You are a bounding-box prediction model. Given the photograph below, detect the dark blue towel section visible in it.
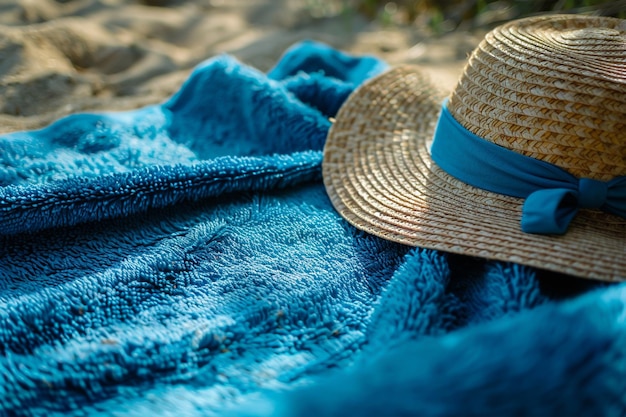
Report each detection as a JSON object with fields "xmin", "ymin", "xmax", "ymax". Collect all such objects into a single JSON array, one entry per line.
[{"xmin": 1, "ymin": 41, "xmax": 623, "ymax": 417}]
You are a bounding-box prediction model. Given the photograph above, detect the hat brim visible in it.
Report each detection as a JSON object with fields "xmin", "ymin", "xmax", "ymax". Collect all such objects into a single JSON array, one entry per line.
[{"xmin": 323, "ymin": 66, "xmax": 626, "ymax": 282}]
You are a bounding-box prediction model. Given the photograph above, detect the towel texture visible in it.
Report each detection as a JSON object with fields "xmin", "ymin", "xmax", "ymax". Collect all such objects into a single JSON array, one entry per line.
[{"xmin": 1, "ymin": 41, "xmax": 624, "ymax": 417}]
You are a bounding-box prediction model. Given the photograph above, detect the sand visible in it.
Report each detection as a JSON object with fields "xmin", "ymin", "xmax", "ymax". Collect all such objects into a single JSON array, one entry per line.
[{"xmin": 0, "ymin": 0, "xmax": 482, "ymax": 134}]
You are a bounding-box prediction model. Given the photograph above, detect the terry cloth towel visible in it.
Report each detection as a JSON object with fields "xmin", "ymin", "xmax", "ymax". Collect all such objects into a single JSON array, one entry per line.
[{"xmin": 0, "ymin": 41, "xmax": 624, "ymax": 417}]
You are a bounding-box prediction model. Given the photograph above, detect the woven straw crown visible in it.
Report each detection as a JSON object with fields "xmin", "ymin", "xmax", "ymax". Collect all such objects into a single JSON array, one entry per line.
[
  {"xmin": 448, "ymin": 15, "xmax": 626, "ymax": 181},
  {"xmin": 323, "ymin": 15, "xmax": 626, "ymax": 282}
]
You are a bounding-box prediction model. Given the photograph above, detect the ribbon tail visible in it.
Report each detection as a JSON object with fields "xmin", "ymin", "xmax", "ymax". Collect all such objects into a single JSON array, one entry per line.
[
  {"xmin": 604, "ymin": 177, "xmax": 626, "ymax": 219},
  {"xmin": 521, "ymin": 189, "xmax": 579, "ymax": 235}
]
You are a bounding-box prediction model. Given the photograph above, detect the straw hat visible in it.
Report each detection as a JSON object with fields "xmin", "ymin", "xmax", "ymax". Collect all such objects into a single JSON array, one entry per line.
[{"xmin": 323, "ymin": 14, "xmax": 626, "ymax": 282}]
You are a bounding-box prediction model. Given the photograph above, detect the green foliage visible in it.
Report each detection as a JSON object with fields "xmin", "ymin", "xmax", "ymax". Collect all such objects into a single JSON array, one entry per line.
[{"xmin": 314, "ymin": 0, "xmax": 625, "ymax": 33}]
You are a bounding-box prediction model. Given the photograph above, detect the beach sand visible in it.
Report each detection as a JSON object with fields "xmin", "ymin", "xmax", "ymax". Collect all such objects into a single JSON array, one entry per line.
[{"xmin": 0, "ymin": 0, "xmax": 482, "ymax": 134}]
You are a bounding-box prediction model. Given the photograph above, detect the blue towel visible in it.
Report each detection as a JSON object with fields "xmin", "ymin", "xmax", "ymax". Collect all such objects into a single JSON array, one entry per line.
[{"xmin": 0, "ymin": 41, "xmax": 624, "ymax": 417}]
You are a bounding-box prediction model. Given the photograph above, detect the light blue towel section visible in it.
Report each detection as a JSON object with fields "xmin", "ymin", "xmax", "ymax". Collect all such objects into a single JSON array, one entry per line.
[{"xmin": 0, "ymin": 41, "xmax": 624, "ymax": 417}]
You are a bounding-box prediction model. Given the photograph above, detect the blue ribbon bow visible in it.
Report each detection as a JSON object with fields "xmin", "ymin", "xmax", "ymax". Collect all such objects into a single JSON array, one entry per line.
[
  {"xmin": 522, "ymin": 177, "xmax": 626, "ymax": 234},
  {"xmin": 430, "ymin": 103, "xmax": 626, "ymax": 235}
]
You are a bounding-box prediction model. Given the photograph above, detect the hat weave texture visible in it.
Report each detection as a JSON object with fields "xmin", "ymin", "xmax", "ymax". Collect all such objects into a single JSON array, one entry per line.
[{"xmin": 323, "ymin": 14, "xmax": 626, "ymax": 282}]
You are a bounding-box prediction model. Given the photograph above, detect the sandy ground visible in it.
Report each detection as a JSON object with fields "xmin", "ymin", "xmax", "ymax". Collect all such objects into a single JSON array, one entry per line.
[{"xmin": 0, "ymin": 0, "xmax": 483, "ymax": 134}]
